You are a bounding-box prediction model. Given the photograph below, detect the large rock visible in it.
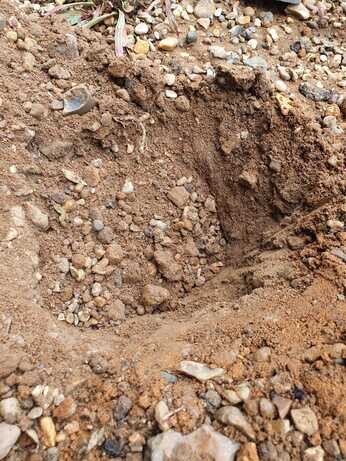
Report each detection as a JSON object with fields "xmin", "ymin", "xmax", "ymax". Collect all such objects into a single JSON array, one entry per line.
[
  {"xmin": 0, "ymin": 423, "xmax": 20, "ymax": 460},
  {"xmin": 147, "ymin": 424, "xmax": 239, "ymax": 460}
]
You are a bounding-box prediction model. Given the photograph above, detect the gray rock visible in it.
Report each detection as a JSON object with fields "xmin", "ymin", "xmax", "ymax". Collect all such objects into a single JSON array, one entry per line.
[
  {"xmin": 0, "ymin": 423, "xmax": 20, "ymax": 460},
  {"xmin": 186, "ymin": 31, "xmax": 198, "ymax": 44},
  {"xmin": 216, "ymin": 406, "xmax": 256, "ymax": 440},
  {"xmin": 114, "ymin": 395, "xmax": 132, "ymax": 421},
  {"xmin": 63, "ymin": 85, "xmax": 95, "ymax": 116},
  {"xmin": 178, "ymin": 360, "xmax": 224, "ymax": 382},
  {"xmin": 147, "ymin": 424, "xmax": 239, "ymax": 461},
  {"xmin": 204, "ymin": 390, "xmax": 222, "ymax": 410},
  {"xmin": 299, "ymin": 83, "xmax": 333, "ymax": 102},
  {"xmin": 244, "ymin": 56, "xmax": 268, "ymax": 71},
  {"xmin": 0, "ymin": 398, "xmax": 21, "ymax": 424}
]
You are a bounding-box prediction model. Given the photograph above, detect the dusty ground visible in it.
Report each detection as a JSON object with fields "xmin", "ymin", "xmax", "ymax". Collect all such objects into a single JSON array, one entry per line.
[{"xmin": 0, "ymin": 0, "xmax": 345, "ymax": 459}]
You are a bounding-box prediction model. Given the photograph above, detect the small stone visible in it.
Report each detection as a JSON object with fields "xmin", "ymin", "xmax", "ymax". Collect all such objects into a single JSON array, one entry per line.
[
  {"xmin": 0, "ymin": 15, "xmax": 6, "ymax": 31},
  {"xmin": 299, "ymin": 83, "xmax": 332, "ymax": 102},
  {"xmin": 168, "ymin": 186, "xmax": 189, "ymax": 208},
  {"xmin": 175, "ymin": 95, "xmax": 190, "ymax": 112},
  {"xmin": 122, "ymin": 179, "xmax": 134, "ymax": 193},
  {"xmin": 92, "ymin": 219, "xmax": 104, "ymax": 232},
  {"xmin": 6, "ymin": 31, "xmax": 18, "ymax": 42},
  {"xmin": 216, "ymin": 406, "xmax": 256, "ymax": 440},
  {"xmin": 48, "ymin": 65, "xmax": 71, "ymax": 80},
  {"xmin": 286, "ymin": 3, "xmax": 310, "ymax": 20},
  {"xmin": 40, "ymin": 417, "xmax": 56, "ymax": 447},
  {"xmin": 164, "ymin": 73, "xmax": 176, "ymax": 86},
  {"xmin": 322, "ymin": 440, "xmax": 340, "ymax": 457},
  {"xmin": 147, "ymin": 424, "xmax": 239, "ymax": 461},
  {"xmin": 178, "ymin": 360, "xmax": 224, "ymax": 382},
  {"xmin": 158, "ymin": 37, "xmax": 178, "ymax": 51},
  {"xmin": 194, "ymin": 0, "xmax": 215, "ymax": 18},
  {"xmin": 30, "ymin": 103, "xmax": 47, "ymax": 120},
  {"xmin": 63, "ymin": 85, "xmax": 94, "ymax": 116},
  {"xmin": 236, "ymin": 442, "xmax": 259, "ymax": 461},
  {"xmin": 25, "ymin": 203, "xmax": 49, "ymax": 230},
  {"xmin": 275, "ymin": 80, "xmax": 287, "ymax": 93},
  {"xmin": 154, "ymin": 250, "xmax": 183, "ymax": 281},
  {"xmin": 142, "ymin": 284, "xmax": 170, "ymax": 308},
  {"xmin": 53, "ymin": 397, "xmax": 76, "ymax": 420},
  {"xmin": 186, "ymin": 30, "xmax": 198, "ymax": 44},
  {"xmin": 134, "ymin": 39, "xmax": 149, "ymax": 55},
  {"xmin": 103, "ymin": 439, "xmax": 122, "ymax": 457},
  {"xmin": 244, "ymin": 56, "xmax": 268, "ymax": 71},
  {"xmin": 0, "ymin": 423, "xmax": 20, "ymax": 460},
  {"xmin": 204, "ymin": 390, "xmax": 221, "ymax": 409},
  {"xmin": 327, "ymin": 219, "xmax": 344, "ymax": 231},
  {"xmin": 114, "ymin": 396, "xmax": 132, "ymax": 421},
  {"xmin": 155, "ymin": 400, "xmax": 170, "ymax": 431},
  {"xmin": 273, "ymin": 396, "xmax": 292, "ymax": 419},
  {"xmin": 253, "ymin": 347, "xmax": 271, "ymax": 362},
  {"xmin": 291, "ymin": 407, "xmax": 318, "ymax": 435},
  {"xmin": 259, "ymin": 398, "xmax": 275, "ymax": 419},
  {"xmin": 237, "ymin": 16, "xmax": 250, "ymax": 25},
  {"xmin": 84, "ymin": 166, "xmax": 100, "ymax": 187},
  {"xmin": 134, "ymin": 22, "xmax": 149, "ymax": 35},
  {"xmin": 27, "ymin": 407, "xmax": 43, "ymax": 419},
  {"xmin": 0, "ymin": 398, "xmax": 21, "ymax": 424},
  {"xmin": 197, "ymin": 17, "xmax": 210, "ymax": 29},
  {"xmin": 97, "ymin": 226, "xmax": 114, "ymax": 244},
  {"xmin": 303, "ymin": 446, "xmax": 325, "ymax": 461},
  {"xmin": 165, "ymin": 89, "xmax": 177, "ymax": 99},
  {"xmin": 23, "ymin": 52, "xmax": 35, "ymax": 72},
  {"xmin": 107, "ymin": 299, "xmax": 125, "ymax": 321},
  {"xmin": 210, "ymin": 45, "xmax": 228, "ymax": 59}
]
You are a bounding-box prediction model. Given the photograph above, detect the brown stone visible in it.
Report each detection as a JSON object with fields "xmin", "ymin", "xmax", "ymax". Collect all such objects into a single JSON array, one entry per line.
[
  {"xmin": 142, "ymin": 284, "xmax": 170, "ymax": 308},
  {"xmin": 106, "ymin": 243, "xmax": 124, "ymax": 264},
  {"xmin": 84, "ymin": 166, "xmax": 100, "ymax": 187},
  {"xmin": 53, "ymin": 397, "xmax": 76, "ymax": 420},
  {"xmin": 106, "ymin": 300, "xmax": 126, "ymax": 321},
  {"xmin": 167, "ymin": 186, "xmax": 189, "ymax": 208},
  {"xmin": 154, "ymin": 250, "xmax": 183, "ymax": 281},
  {"xmin": 236, "ymin": 442, "xmax": 260, "ymax": 461}
]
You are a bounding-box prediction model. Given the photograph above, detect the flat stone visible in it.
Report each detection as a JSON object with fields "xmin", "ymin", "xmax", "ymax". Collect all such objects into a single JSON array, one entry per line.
[
  {"xmin": 167, "ymin": 186, "xmax": 189, "ymax": 208},
  {"xmin": 299, "ymin": 83, "xmax": 332, "ymax": 102},
  {"xmin": 178, "ymin": 360, "xmax": 224, "ymax": 382},
  {"xmin": 244, "ymin": 56, "xmax": 268, "ymax": 71},
  {"xmin": 216, "ymin": 406, "xmax": 256, "ymax": 440},
  {"xmin": 0, "ymin": 423, "xmax": 20, "ymax": 460},
  {"xmin": 273, "ymin": 396, "xmax": 292, "ymax": 419},
  {"xmin": 147, "ymin": 424, "xmax": 239, "ymax": 461},
  {"xmin": 291, "ymin": 407, "xmax": 318, "ymax": 435},
  {"xmin": 286, "ymin": 3, "xmax": 310, "ymax": 20}
]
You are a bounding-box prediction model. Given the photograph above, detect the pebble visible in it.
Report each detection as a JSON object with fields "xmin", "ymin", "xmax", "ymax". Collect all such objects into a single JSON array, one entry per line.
[
  {"xmin": 0, "ymin": 423, "xmax": 20, "ymax": 460},
  {"xmin": 97, "ymin": 226, "xmax": 114, "ymax": 244},
  {"xmin": 275, "ymin": 80, "xmax": 288, "ymax": 93},
  {"xmin": 210, "ymin": 45, "xmax": 228, "ymax": 59},
  {"xmin": 122, "ymin": 179, "xmax": 134, "ymax": 194},
  {"xmin": 164, "ymin": 73, "xmax": 176, "ymax": 86},
  {"xmin": 155, "ymin": 400, "xmax": 170, "ymax": 431},
  {"xmin": 6, "ymin": 30, "xmax": 18, "ymax": 42},
  {"xmin": 134, "ymin": 22, "xmax": 149, "ymax": 35},
  {"xmin": 253, "ymin": 347, "xmax": 271, "ymax": 362},
  {"xmin": 259, "ymin": 398, "xmax": 275, "ymax": 419},
  {"xmin": 194, "ymin": 0, "xmax": 215, "ymax": 18},
  {"xmin": 63, "ymin": 85, "xmax": 95, "ymax": 116},
  {"xmin": 167, "ymin": 186, "xmax": 189, "ymax": 208},
  {"xmin": 178, "ymin": 360, "xmax": 224, "ymax": 382},
  {"xmin": 103, "ymin": 439, "xmax": 122, "ymax": 457},
  {"xmin": 53, "ymin": 397, "xmax": 76, "ymax": 420},
  {"xmin": 186, "ymin": 30, "xmax": 198, "ymax": 44},
  {"xmin": 148, "ymin": 424, "xmax": 239, "ymax": 461},
  {"xmin": 114, "ymin": 395, "xmax": 133, "ymax": 421},
  {"xmin": 216, "ymin": 406, "xmax": 256, "ymax": 440},
  {"xmin": 272, "ymin": 396, "xmax": 292, "ymax": 419},
  {"xmin": 291, "ymin": 407, "xmax": 318, "ymax": 435},
  {"xmin": 40, "ymin": 417, "xmax": 56, "ymax": 447},
  {"xmin": 48, "ymin": 65, "xmax": 71, "ymax": 80},
  {"xmin": 25, "ymin": 203, "xmax": 49, "ymax": 230},
  {"xmin": 244, "ymin": 56, "xmax": 268, "ymax": 71},
  {"xmin": 23, "ymin": 52, "xmax": 35, "ymax": 72},
  {"xmin": 134, "ymin": 39, "xmax": 149, "ymax": 55},
  {"xmin": 0, "ymin": 398, "xmax": 21, "ymax": 424},
  {"xmin": 27, "ymin": 407, "xmax": 43, "ymax": 419},
  {"xmin": 142, "ymin": 284, "xmax": 170, "ymax": 308},
  {"xmin": 303, "ymin": 446, "xmax": 325, "ymax": 461},
  {"xmin": 165, "ymin": 89, "xmax": 177, "ymax": 99},
  {"xmin": 154, "ymin": 249, "xmax": 182, "ymax": 281},
  {"xmin": 299, "ymin": 83, "xmax": 332, "ymax": 102},
  {"xmin": 175, "ymin": 95, "xmax": 190, "ymax": 112},
  {"xmin": 158, "ymin": 37, "xmax": 178, "ymax": 51}
]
